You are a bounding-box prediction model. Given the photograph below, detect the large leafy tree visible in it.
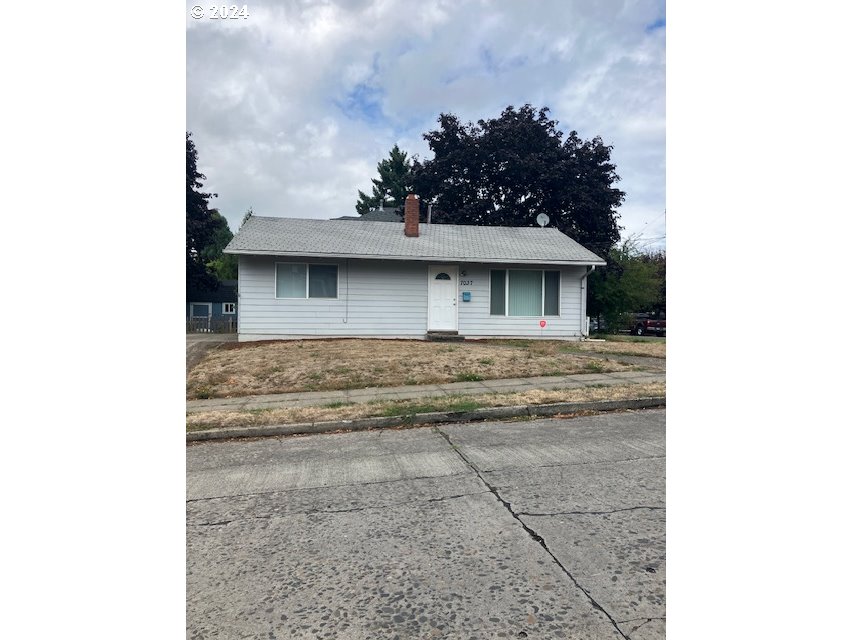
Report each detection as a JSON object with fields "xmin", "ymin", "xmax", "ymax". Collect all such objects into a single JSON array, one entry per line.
[
  {"xmin": 588, "ymin": 237, "xmax": 663, "ymax": 331},
  {"xmin": 201, "ymin": 209, "xmax": 238, "ymax": 281},
  {"xmin": 355, "ymin": 144, "xmax": 413, "ymax": 214},
  {"xmin": 411, "ymin": 105, "xmax": 624, "ymax": 257},
  {"xmin": 186, "ymin": 132, "xmax": 220, "ymax": 291},
  {"xmin": 639, "ymin": 249, "xmax": 666, "ymax": 316}
]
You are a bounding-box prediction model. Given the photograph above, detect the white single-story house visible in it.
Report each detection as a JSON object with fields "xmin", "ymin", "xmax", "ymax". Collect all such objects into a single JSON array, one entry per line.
[{"xmin": 223, "ymin": 194, "xmax": 606, "ymax": 342}]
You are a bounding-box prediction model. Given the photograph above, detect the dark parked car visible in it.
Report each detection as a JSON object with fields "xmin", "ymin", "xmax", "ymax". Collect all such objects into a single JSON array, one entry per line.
[{"xmin": 630, "ymin": 313, "xmax": 666, "ymax": 337}]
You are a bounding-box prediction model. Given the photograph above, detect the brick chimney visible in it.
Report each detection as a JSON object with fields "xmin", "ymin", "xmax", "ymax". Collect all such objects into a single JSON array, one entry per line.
[{"xmin": 404, "ymin": 193, "xmax": 420, "ymax": 237}]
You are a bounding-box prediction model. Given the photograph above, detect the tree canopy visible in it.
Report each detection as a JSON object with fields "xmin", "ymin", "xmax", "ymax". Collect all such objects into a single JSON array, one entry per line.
[
  {"xmin": 186, "ymin": 132, "xmax": 221, "ymax": 291},
  {"xmin": 201, "ymin": 209, "xmax": 238, "ymax": 281},
  {"xmin": 587, "ymin": 236, "xmax": 665, "ymax": 331},
  {"xmin": 411, "ymin": 105, "xmax": 625, "ymax": 257},
  {"xmin": 638, "ymin": 248, "xmax": 666, "ymax": 316},
  {"xmin": 201, "ymin": 207, "xmax": 255, "ymax": 282},
  {"xmin": 355, "ymin": 144, "xmax": 413, "ymax": 215}
]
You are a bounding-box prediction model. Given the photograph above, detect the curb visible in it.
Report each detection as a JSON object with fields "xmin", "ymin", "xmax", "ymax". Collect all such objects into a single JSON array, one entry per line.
[{"xmin": 186, "ymin": 396, "xmax": 666, "ymax": 443}]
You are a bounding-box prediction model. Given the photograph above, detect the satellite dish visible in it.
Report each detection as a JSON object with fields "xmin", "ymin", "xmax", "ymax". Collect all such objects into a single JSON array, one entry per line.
[{"xmin": 536, "ymin": 213, "xmax": 550, "ymax": 228}]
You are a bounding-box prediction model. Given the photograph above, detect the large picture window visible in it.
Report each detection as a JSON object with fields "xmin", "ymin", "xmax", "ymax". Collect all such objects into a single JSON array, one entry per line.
[
  {"xmin": 490, "ymin": 269, "xmax": 560, "ymax": 316},
  {"xmin": 275, "ymin": 263, "xmax": 338, "ymax": 299}
]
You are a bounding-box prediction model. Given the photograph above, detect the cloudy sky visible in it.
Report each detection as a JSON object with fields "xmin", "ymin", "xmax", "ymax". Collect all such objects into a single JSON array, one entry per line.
[{"xmin": 187, "ymin": 0, "xmax": 665, "ymax": 250}]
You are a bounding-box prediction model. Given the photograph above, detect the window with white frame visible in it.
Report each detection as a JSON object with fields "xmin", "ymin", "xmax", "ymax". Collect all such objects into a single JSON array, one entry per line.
[
  {"xmin": 490, "ymin": 269, "xmax": 560, "ymax": 316},
  {"xmin": 222, "ymin": 302, "xmax": 236, "ymax": 314},
  {"xmin": 190, "ymin": 303, "xmax": 211, "ymax": 318},
  {"xmin": 275, "ymin": 263, "xmax": 338, "ymax": 299}
]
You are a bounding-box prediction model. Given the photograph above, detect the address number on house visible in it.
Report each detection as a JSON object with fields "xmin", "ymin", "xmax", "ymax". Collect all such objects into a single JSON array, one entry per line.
[{"xmin": 460, "ymin": 280, "xmax": 474, "ymax": 286}]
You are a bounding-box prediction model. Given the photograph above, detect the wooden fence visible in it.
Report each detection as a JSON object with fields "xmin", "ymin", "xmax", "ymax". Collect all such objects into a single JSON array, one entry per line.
[{"xmin": 186, "ymin": 317, "xmax": 238, "ymax": 333}]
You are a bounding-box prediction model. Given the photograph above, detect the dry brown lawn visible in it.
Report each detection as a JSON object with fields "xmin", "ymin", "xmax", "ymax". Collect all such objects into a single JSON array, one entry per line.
[
  {"xmin": 491, "ymin": 338, "xmax": 666, "ymax": 358},
  {"xmin": 186, "ymin": 382, "xmax": 665, "ymax": 431},
  {"xmin": 186, "ymin": 338, "xmax": 648, "ymax": 400}
]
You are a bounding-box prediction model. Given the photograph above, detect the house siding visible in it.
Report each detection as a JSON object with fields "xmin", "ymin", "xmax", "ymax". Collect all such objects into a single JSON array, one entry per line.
[
  {"xmin": 186, "ymin": 280, "xmax": 238, "ymax": 321},
  {"xmin": 237, "ymin": 255, "xmax": 589, "ymax": 341},
  {"xmin": 237, "ymin": 256, "xmax": 428, "ymax": 340},
  {"xmin": 186, "ymin": 301, "xmax": 237, "ymax": 319},
  {"xmin": 457, "ymin": 264, "xmax": 587, "ymax": 338}
]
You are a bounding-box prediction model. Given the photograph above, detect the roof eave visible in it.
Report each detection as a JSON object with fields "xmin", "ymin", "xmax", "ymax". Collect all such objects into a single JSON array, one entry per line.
[{"xmin": 224, "ymin": 248, "xmax": 605, "ymax": 266}]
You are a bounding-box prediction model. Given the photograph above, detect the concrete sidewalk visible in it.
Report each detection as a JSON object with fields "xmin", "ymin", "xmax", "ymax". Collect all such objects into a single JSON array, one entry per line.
[{"xmin": 186, "ymin": 370, "xmax": 665, "ymax": 414}]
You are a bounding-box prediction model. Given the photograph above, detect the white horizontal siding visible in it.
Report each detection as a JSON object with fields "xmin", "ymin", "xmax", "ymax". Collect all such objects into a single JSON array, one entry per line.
[
  {"xmin": 238, "ymin": 256, "xmax": 427, "ymax": 339},
  {"xmin": 457, "ymin": 264, "xmax": 585, "ymax": 338},
  {"xmin": 237, "ymin": 256, "xmax": 588, "ymax": 341}
]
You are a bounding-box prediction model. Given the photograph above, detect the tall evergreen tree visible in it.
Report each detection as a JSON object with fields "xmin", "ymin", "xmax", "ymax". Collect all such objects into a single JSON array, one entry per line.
[
  {"xmin": 186, "ymin": 132, "xmax": 219, "ymax": 291},
  {"xmin": 411, "ymin": 105, "xmax": 624, "ymax": 258},
  {"xmin": 355, "ymin": 144, "xmax": 413, "ymax": 214}
]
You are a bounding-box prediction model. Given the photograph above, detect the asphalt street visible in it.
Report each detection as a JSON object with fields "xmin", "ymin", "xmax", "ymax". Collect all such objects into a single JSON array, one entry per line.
[{"xmin": 187, "ymin": 409, "xmax": 666, "ymax": 639}]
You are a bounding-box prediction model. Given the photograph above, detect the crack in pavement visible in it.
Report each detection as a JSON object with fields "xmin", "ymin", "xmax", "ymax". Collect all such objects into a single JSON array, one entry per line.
[
  {"xmin": 433, "ymin": 426, "xmax": 631, "ymax": 640},
  {"xmin": 518, "ymin": 505, "xmax": 665, "ymax": 517},
  {"xmin": 191, "ymin": 520, "xmax": 234, "ymax": 527},
  {"xmin": 476, "ymin": 454, "xmax": 666, "ymax": 476},
  {"xmin": 620, "ymin": 616, "xmax": 666, "ymax": 635},
  {"xmin": 188, "ymin": 491, "xmax": 489, "ymax": 527},
  {"xmin": 618, "ymin": 616, "xmax": 666, "ymax": 623}
]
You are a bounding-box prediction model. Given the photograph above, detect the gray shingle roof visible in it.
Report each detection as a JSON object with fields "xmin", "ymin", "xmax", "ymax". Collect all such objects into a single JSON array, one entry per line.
[
  {"xmin": 333, "ymin": 208, "xmax": 403, "ymax": 222},
  {"xmin": 225, "ymin": 216, "xmax": 605, "ymax": 265}
]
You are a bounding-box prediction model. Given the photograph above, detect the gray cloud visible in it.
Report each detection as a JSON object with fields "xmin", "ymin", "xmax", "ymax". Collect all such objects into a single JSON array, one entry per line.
[{"xmin": 187, "ymin": 0, "xmax": 665, "ymax": 249}]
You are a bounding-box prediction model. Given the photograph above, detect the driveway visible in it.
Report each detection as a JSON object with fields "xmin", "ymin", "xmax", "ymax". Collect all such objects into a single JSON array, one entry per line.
[
  {"xmin": 187, "ymin": 409, "xmax": 665, "ymax": 639},
  {"xmin": 186, "ymin": 333, "xmax": 237, "ymax": 374}
]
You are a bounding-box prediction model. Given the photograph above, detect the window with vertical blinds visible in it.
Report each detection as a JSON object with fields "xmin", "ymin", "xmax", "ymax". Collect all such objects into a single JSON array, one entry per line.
[
  {"xmin": 543, "ymin": 271, "xmax": 560, "ymax": 316},
  {"xmin": 490, "ymin": 269, "xmax": 559, "ymax": 316},
  {"xmin": 490, "ymin": 270, "xmax": 506, "ymax": 315},
  {"xmin": 508, "ymin": 270, "xmax": 542, "ymax": 316}
]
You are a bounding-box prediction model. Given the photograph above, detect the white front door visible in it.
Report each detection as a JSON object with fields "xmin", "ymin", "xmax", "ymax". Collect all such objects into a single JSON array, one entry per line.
[{"xmin": 428, "ymin": 265, "xmax": 458, "ymax": 331}]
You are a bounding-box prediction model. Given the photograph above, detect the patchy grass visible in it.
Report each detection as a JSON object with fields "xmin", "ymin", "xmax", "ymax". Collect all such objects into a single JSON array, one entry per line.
[
  {"xmin": 382, "ymin": 397, "xmax": 483, "ymax": 417},
  {"xmin": 186, "ymin": 382, "xmax": 665, "ymax": 431},
  {"xmin": 322, "ymin": 401, "xmax": 355, "ymax": 409},
  {"xmin": 455, "ymin": 372, "xmax": 485, "ymax": 382},
  {"xmin": 599, "ymin": 334, "xmax": 666, "ymax": 343},
  {"xmin": 187, "ymin": 338, "xmax": 642, "ymax": 399},
  {"xmin": 555, "ymin": 340, "xmax": 665, "ymax": 359}
]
